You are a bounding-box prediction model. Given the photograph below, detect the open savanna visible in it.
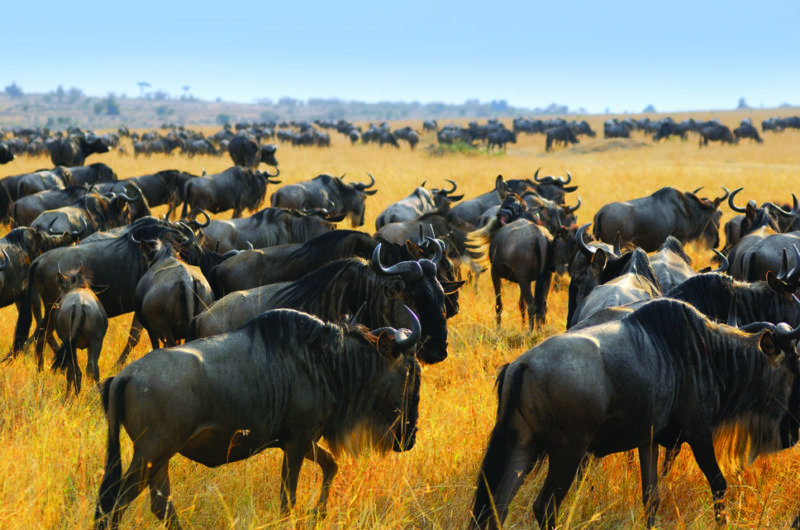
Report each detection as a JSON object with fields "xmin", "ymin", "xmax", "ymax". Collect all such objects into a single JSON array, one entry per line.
[{"xmin": 1, "ymin": 108, "xmax": 799, "ymax": 529}]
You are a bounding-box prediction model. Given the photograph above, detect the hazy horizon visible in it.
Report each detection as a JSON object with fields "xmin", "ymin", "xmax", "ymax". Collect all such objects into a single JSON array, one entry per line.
[{"xmin": 4, "ymin": 0, "xmax": 799, "ymax": 114}]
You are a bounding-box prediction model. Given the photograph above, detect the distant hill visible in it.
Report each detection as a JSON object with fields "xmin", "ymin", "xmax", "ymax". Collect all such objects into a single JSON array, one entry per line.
[{"xmin": 0, "ymin": 91, "xmax": 577, "ymax": 130}]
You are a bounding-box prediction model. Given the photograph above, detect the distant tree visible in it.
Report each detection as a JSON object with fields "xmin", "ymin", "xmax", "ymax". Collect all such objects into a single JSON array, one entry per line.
[
  {"xmin": 55, "ymin": 85, "xmax": 65, "ymax": 102},
  {"xmin": 737, "ymin": 97, "xmax": 750, "ymax": 109},
  {"xmin": 4, "ymin": 82, "xmax": 23, "ymax": 98},
  {"xmin": 155, "ymin": 105, "xmax": 174, "ymax": 118},
  {"xmin": 643, "ymin": 104, "xmax": 656, "ymax": 113},
  {"xmin": 67, "ymin": 87, "xmax": 84, "ymax": 104},
  {"xmin": 94, "ymin": 95, "xmax": 120, "ymax": 116},
  {"xmin": 137, "ymin": 82, "xmax": 151, "ymax": 97},
  {"xmin": 216, "ymin": 113, "xmax": 232, "ymax": 126}
]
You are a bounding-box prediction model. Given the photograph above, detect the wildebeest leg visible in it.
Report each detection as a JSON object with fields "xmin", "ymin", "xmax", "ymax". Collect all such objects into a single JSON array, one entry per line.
[
  {"xmin": 688, "ymin": 437, "xmax": 727, "ymax": 525},
  {"xmin": 305, "ymin": 442, "xmax": 338, "ymax": 518},
  {"xmin": 101, "ymin": 456, "xmax": 152, "ymax": 529},
  {"xmin": 639, "ymin": 442, "xmax": 660, "ymax": 527},
  {"xmin": 116, "ymin": 316, "xmax": 145, "ymax": 366},
  {"xmin": 491, "ymin": 270, "xmax": 503, "ymax": 327},
  {"xmin": 517, "ymin": 277, "xmax": 534, "ymax": 330},
  {"xmin": 87, "ymin": 337, "xmax": 103, "ymax": 384},
  {"xmin": 280, "ymin": 445, "xmax": 308, "ymax": 515},
  {"xmin": 148, "ymin": 465, "xmax": 181, "ymax": 529},
  {"xmin": 532, "ymin": 271, "xmax": 553, "ymax": 328},
  {"xmin": 532, "ymin": 450, "xmax": 584, "ymax": 530}
]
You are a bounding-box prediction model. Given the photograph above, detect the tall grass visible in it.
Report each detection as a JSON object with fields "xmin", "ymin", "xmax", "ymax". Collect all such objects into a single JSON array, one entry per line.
[{"xmin": 1, "ymin": 109, "xmax": 800, "ymax": 528}]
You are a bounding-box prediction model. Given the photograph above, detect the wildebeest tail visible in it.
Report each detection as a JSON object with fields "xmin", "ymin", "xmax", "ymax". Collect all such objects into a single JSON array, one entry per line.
[
  {"xmin": 470, "ymin": 363, "xmax": 525, "ymax": 529},
  {"xmin": 95, "ymin": 376, "xmax": 128, "ymax": 526},
  {"xmin": 181, "ymin": 279, "xmax": 205, "ymax": 340},
  {"xmin": 179, "ymin": 181, "xmax": 193, "ymax": 219},
  {"xmin": 12, "ymin": 259, "xmax": 38, "ymax": 354},
  {"xmin": 51, "ymin": 305, "xmax": 85, "ymax": 373},
  {"xmin": 465, "ymin": 218, "xmax": 501, "ymax": 271}
]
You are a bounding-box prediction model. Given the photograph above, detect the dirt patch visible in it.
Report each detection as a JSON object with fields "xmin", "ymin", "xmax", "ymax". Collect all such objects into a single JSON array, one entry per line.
[{"xmin": 565, "ymin": 138, "xmax": 651, "ymax": 154}]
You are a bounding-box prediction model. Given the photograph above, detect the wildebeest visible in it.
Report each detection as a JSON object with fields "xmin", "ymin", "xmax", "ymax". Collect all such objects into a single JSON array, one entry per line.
[
  {"xmin": 270, "ymin": 173, "xmax": 377, "ymax": 227},
  {"xmin": 49, "ymin": 267, "xmax": 108, "ymax": 395},
  {"xmin": 699, "ymin": 124, "xmax": 737, "ymax": 146},
  {"xmin": 200, "ymin": 206, "xmax": 343, "ymax": 253},
  {"xmin": 375, "ymin": 180, "xmax": 462, "ymax": 229},
  {"xmin": 722, "ymin": 187, "xmax": 798, "ymax": 253},
  {"xmin": 47, "ymin": 134, "xmax": 109, "ymax": 166},
  {"xmin": 10, "ymin": 217, "xmax": 220, "ymax": 369},
  {"xmin": 733, "ymin": 122, "xmax": 763, "ymax": 143},
  {"xmin": 449, "ymin": 175, "xmax": 538, "ymax": 228},
  {"xmin": 133, "ymin": 239, "xmax": 214, "ymax": 350},
  {"xmin": 181, "ymin": 166, "xmax": 281, "ymax": 220},
  {"xmin": 14, "ymin": 166, "xmax": 74, "ymax": 198},
  {"xmin": 228, "ymin": 132, "xmax": 279, "ymax": 168},
  {"xmin": 727, "ymin": 232, "xmax": 800, "ymax": 282},
  {"xmin": 487, "ymin": 129, "xmax": 517, "ymax": 152},
  {"xmin": 647, "ymin": 235, "xmax": 697, "ymax": 293},
  {"xmin": 604, "ymin": 121, "xmax": 631, "ymax": 139},
  {"xmin": 470, "ymin": 299, "xmax": 800, "ymax": 529},
  {"xmin": 189, "ymin": 244, "xmax": 456, "ymax": 365},
  {"xmin": 467, "ymin": 210, "xmax": 557, "ymax": 329},
  {"xmin": 593, "ymin": 186, "xmax": 728, "ymax": 251},
  {"xmin": 94, "ymin": 307, "xmax": 422, "ymax": 528},
  {"xmin": 0, "ymin": 142, "xmax": 15, "ymax": 164},
  {"xmin": 127, "ymin": 169, "xmax": 199, "ymax": 214},
  {"xmin": 545, "ymin": 126, "xmax": 579, "ymax": 151},
  {"xmin": 12, "ymin": 185, "xmax": 97, "ymax": 228},
  {"xmin": 29, "ymin": 188, "xmax": 140, "ymax": 238}
]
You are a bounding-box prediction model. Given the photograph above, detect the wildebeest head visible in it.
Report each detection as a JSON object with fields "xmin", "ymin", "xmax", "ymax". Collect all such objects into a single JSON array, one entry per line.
[
  {"xmin": 531, "ymin": 167, "xmax": 579, "ymax": 204},
  {"xmin": 430, "ymin": 179, "xmax": 463, "ymax": 212},
  {"xmin": 371, "ymin": 243, "xmax": 450, "ymax": 364},
  {"xmin": 567, "ymin": 223, "xmax": 623, "ymax": 327},
  {"xmin": 728, "ymin": 187, "xmax": 798, "ymax": 237},
  {"xmin": 260, "ymin": 143, "xmax": 279, "ymax": 167},
  {"xmin": 685, "ymin": 187, "xmax": 729, "ymax": 249}
]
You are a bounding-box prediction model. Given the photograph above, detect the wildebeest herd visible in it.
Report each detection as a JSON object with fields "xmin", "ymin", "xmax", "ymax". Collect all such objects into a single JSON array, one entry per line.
[{"xmin": 1, "ymin": 116, "xmax": 800, "ymax": 529}]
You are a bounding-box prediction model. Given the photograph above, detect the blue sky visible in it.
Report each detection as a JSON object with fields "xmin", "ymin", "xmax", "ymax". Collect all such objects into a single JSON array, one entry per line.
[{"xmin": 4, "ymin": 1, "xmax": 799, "ymax": 113}]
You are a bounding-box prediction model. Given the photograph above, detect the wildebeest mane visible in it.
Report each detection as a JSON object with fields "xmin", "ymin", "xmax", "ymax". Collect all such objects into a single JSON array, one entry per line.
[
  {"xmin": 279, "ymin": 230, "xmax": 376, "ymax": 269},
  {"xmin": 659, "ymin": 235, "xmax": 692, "ymax": 265},
  {"xmin": 240, "ymin": 308, "xmax": 409, "ymax": 455}
]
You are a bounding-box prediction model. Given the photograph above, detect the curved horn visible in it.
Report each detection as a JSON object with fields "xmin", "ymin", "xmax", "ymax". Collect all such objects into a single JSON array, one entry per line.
[
  {"xmin": 773, "ymin": 311, "xmax": 800, "ymax": 343},
  {"xmin": 0, "ymin": 249, "xmax": 9, "ymax": 271},
  {"xmin": 566, "ymin": 196, "xmax": 582, "ymax": 214},
  {"xmin": 117, "ymin": 187, "xmax": 140, "ymax": 202},
  {"xmin": 692, "ymin": 186, "xmax": 704, "ymax": 195},
  {"xmin": 443, "ymin": 179, "xmax": 457, "ymax": 194},
  {"xmin": 560, "ymin": 170, "xmax": 572, "ymax": 185},
  {"xmin": 532, "ymin": 167, "xmax": 543, "ymax": 182},
  {"xmin": 710, "ymin": 249, "xmax": 729, "ymax": 273},
  {"xmin": 576, "ymin": 222, "xmax": 595, "ymax": 257},
  {"xmin": 356, "ymin": 172, "xmax": 376, "ymax": 190},
  {"xmin": 393, "ymin": 305, "xmax": 422, "ymax": 351},
  {"xmin": 727, "ymin": 187, "xmax": 746, "ymax": 213},
  {"xmin": 190, "ymin": 209, "xmax": 211, "ymax": 228},
  {"xmin": 265, "ymin": 166, "xmax": 280, "ymax": 180},
  {"xmin": 372, "ymin": 244, "xmax": 423, "ymax": 280},
  {"xmin": 768, "ymin": 193, "xmax": 799, "ymax": 218},
  {"xmin": 425, "ymin": 236, "xmax": 443, "ymax": 266},
  {"xmin": 713, "ymin": 187, "xmax": 730, "ymax": 207},
  {"xmin": 71, "ymin": 218, "xmax": 88, "ymax": 237},
  {"xmin": 417, "ymin": 224, "xmax": 425, "ymax": 246}
]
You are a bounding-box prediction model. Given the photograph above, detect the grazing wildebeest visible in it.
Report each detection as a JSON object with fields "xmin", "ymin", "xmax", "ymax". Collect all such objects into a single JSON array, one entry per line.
[
  {"xmin": 375, "ymin": 180, "xmax": 463, "ymax": 229},
  {"xmin": 189, "ymin": 244, "xmax": 456, "ymax": 365},
  {"xmin": 470, "ymin": 299, "xmax": 800, "ymax": 529},
  {"xmin": 49, "ymin": 267, "xmax": 108, "ymax": 395},
  {"xmin": 699, "ymin": 124, "xmax": 737, "ymax": 146},
  {"xmin": 545, "ymin": 126, "xmax": 579, "ymax": 151},
  {"xmin": 94, "ymin": 307, "xmax": 422, "ymax": 529},
  {"xmin": 270, "ymin": 172, "xmax": 377, "ymax": 227},
  {"xmin": 181, "ymin": 166, "xmax": 280, "ymax": 219},
  {"xmin": 0, "ymin": 142, "xmax": 15, "ymax": 164},
  {"xmin": 200, "ymin": 206, "xmax": 344, "ymax": 253},
  {"xmin": 133, "ymin": 240, "xmax": 214, "ymax": 350},
  {"xmin": 47, "ymin": 134, "xmax": 109, "ymax": 166},
  {"xmin": 228, "ymin": 132, "xmax": 279, "ymax": 168},
  {"xmin": 487, "ymin": 129, "xmax": 517, "ymax": 152},
  {"xmin": 127, "ymin": 169, "xmax": 199, "ymax": 215},
  {"xmin": 593, "ymin": 186, "xmax": 728, "ymax": 251},
  {"xmin": 733, "ymin": 122, "xmax": 763, "ymax": 143},
  {"xmin": 604, "ymin": 121, "xmax": 631, "ymax": 138}
]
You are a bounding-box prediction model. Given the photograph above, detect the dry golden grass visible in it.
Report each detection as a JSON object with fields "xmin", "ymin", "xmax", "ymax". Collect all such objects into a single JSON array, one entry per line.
[{"xmin": 1, "ymin": 109, "xmax": 800, "ymax": 529}]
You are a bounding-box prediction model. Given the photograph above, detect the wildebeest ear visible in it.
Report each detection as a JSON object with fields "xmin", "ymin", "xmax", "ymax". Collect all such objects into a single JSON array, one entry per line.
[
  {"xmin": 376, "ymin": 331, "xmax": 398, "ymax": 359},
  {"xmin": 759, "ymin": 331, "xmax": 780, "ymax": 359},
  {"xmin": 441, "ymin": 280, "xmax": 465, "ymax": 294},
  {"xmin": 591, "ymin": 249, "xmax": 607, "ymax": 272},
  {"xmin": 494, "ymin": 175, "xmax": 506, "ymax": 199},
  {"xmin": 745, "ymin": 200, "xmax": 757, "ymax": 220},
  {"xmin": 766, "ymin": 271, "xmax": 790, "ymax": 294}
]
